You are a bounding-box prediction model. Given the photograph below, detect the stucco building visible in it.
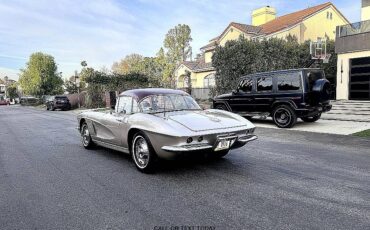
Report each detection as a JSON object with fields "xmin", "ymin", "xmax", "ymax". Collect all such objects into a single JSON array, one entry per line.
[
  {"xmin": 335, "ymin": 0, "xmax": 370, "ymax": 100},
  {"xmin": 175, "ymin": 2, "xmax": 349, "ymax": 89}
]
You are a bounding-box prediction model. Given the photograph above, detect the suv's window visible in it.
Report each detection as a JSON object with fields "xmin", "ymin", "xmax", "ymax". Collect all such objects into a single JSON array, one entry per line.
[
  {"xmin": 239, "ymin": 78, "xmax": 253, "ymax": 93},
  {"xmin": 306, "ymin": 70, "xmax": 325, "ymax": 91},
  {"xmin": 277, "ymin": 72, "xmax": 301, "ymax": 91},
  {"xmin": 256, "ymin": 76, "xmax": 273, "ymax": 92},
  {"xmin": 116, "ymin": 96, "xmax": 133, "ymax": 114},
  {"xmin": 55, "ymin": 96, "xmax": 68, "ymax": 99}
]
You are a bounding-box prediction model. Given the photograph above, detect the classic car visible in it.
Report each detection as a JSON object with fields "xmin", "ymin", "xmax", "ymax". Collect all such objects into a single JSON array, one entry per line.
[{"xmin": 77, "ymin": 88, "xmax": 257, "ymax": 173}]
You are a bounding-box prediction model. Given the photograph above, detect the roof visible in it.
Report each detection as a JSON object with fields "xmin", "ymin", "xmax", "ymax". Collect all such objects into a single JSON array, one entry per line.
[
  {"xmin": 260, "ymin": 2, "xmax": 345, "ymax": 35},
  {"xmin": 179, "ymin": 56, "xmax": 215, "ymax": 73},
  {"xmin": 200, "ymin": 2, "xmax": 348, "ymax": 50},
  {"xmin": 121, "ymin": 88, "xmax": 188, "ymax": 101}
]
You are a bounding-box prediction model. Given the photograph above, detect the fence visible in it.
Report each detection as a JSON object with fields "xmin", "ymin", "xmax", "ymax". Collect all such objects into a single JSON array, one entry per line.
[
  {"xmin": 179, "ymin": 88, "xmax": 212, "ymax": 100},
  {"xmin": 65, "ymin": 92, "xmax": 87, "ymax": 108}
]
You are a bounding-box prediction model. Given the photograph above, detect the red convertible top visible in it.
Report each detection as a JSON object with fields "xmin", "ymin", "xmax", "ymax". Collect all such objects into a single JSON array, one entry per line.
[{"xmin": 120, "ymin": 88, "xmax": 189, "ymax": 101}]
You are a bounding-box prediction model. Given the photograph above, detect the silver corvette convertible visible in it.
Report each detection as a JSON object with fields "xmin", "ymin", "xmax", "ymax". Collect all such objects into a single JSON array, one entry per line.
[{"xmin": 77, "ymin": 88, "xmax": 257, "ymax": 173}]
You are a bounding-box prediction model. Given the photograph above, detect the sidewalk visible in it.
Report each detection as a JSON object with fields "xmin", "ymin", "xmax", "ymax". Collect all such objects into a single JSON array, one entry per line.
[{"xmin": 251, "ymin": 117, "xmax": 370, "ymax": 135}]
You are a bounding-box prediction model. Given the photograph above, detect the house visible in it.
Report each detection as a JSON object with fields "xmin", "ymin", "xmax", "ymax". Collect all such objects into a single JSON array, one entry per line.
[
  {"xmin": 335, "ymin": 0, "xmax": 370, "ymax": 100},
  {"xmin": 0, "ymin": 76, "xmax": 17, "ymax": 96},
  {"xmin": 175, "ymin": 2, "xmax": 349, "ymax": 89}
]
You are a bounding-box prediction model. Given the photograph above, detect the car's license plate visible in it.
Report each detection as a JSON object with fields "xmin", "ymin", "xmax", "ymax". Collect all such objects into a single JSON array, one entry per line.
[{"xmin": 215, "ymin": 139, "xmax": 231, "ymax": 151}]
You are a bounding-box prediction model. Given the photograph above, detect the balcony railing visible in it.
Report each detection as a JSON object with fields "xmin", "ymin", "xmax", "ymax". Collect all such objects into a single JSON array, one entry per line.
[{"xmin": 337, "ymin": 19, "xmax": 370, "ymax": 38}]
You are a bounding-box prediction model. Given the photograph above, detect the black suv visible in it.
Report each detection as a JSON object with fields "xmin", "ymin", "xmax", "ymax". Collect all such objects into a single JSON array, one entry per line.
[
  {"xmin": 213, "ymin": 68, "xmax": 332, "ymax": 128},
  {"xmin": 46, "ymin": 95, "xmax": 71, "ymax": 111}
]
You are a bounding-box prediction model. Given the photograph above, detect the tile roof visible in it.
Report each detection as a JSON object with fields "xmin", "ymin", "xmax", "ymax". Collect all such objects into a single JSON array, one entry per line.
[
  {"xmin": 180, "ymin": 57, "xmax": 215, "ymax": 73},
  {"xmin": 230, "ymin": 22, "xmax": 262, "ymax": 35},
  {"xmin": 260, "ymin": 2, "xmax": 336, "ymax": 35}
]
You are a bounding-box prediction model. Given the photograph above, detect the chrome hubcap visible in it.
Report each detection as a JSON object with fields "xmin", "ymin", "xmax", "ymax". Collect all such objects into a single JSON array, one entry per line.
[
  {"xmin": 275, "ymin": 108, "xmax": 291, "ymax": 125},
  {"xmin": 133, "ymin": 136, "xmax": 149, "ymax": 169},
  {"xmin": 82, "ymin": 125, "xmax": 90, "ymax": 146}
]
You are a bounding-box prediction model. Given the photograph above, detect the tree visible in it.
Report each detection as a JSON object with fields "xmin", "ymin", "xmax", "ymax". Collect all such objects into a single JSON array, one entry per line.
[
  {"xmin": 64, "ymin": 79, "xmax": 78, "ymax": 94},
  {"xmin": 161, "ymin": 24, "xmax": 193, "ymax": 87},
  {"xmin": 111, "ymin": 54, "xmax": 144, "ymax": 75},
  {"xmin": 164, "ymin": 24, "xmax": 192, "ymax": 63},
  {"xmin": 6, "ymin": 83, "xmax": 18, "ymax": 99},
  {"xmin": 19, "ymin": 52, "xmax": 63, "ymax": 96}
]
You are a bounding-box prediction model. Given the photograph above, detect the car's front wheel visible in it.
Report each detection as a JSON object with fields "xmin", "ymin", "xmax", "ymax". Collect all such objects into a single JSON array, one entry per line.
[
  {"xmin": 81, "ymin": 122, "xmax": 94, "ymax": 149},
  {"xmin": 301, "ymin": 113, "xmax": 321, "ymax": 122},
  {"xmin": 272, "ymin": 105, "xmax": 297, "ymax": 128},
  {"xmin": 131, "ymin": 132, "xmax": 158, "ymax": 173}
]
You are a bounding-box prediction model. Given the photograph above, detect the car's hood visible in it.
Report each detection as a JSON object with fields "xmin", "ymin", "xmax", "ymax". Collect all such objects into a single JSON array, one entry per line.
[{"xmin": 159, "ymin": 110, "xmax": 248, "ymax": 132}]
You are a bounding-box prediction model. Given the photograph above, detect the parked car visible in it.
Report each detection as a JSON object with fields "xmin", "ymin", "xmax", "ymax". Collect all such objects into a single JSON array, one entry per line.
[
  {"xmin": 0, "ymin": 95, "xmax": 9, "ymax": 106},
  {"xmin": 46, "ymin": 95, "xmax": 71, "ymax": 111},
  {"xmin": 213, "ymin": 68, "xmax": 332, "ymax": 128},
  {"xmin": 20, "ymin": 96, "xmax": 39, "ymax": 106},
  {"xmin": 77, "ymin": 88, "xmax": 257, "ymax": 173}
]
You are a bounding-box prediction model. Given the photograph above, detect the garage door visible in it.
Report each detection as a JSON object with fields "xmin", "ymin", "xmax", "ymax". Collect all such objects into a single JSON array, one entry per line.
[{"xmin": 350, "ymin": 57, "xmax": 370, "ymax": 100}]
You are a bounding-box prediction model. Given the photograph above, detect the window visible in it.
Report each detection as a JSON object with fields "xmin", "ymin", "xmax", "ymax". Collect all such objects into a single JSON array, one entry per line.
[
  {"xmin": 330, "ymin": 12, "xmax": 333, "ymax": 20},
  {"xmin": 139, "ymin": 95, "xmax": 200, "ymax": 113},
  {"xmin": 256, "ymin": 77, "xmax": 273, "ymax": 92},
  {"xmin": 277, "ymin": 73, "xmax": 301, "ymax": 91},
  {"xmin": 116, "ymin": 96, "xmax": 133, "ymax": 114},
  {"xmin": 239, "ymin": 78, "xmax": 253, "ymax": 93},
  {"xmin": 203, "ymin": 74, "xmax": 215, "ymax": 88},
  {"xmin": 327, "ymin": 11, "xmax": 330, "ymax": 19}
]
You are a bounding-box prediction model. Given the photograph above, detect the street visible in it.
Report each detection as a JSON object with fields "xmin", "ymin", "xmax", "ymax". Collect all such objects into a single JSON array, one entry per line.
[{"xmin": 0, "ymin": 106, "xmax": 370, "ymax": 230}]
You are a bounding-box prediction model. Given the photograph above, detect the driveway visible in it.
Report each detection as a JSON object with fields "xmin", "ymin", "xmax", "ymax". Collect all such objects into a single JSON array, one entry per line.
[{"xmin": 0, "ymin": 106, "xmax": 370, "ymax": 229}]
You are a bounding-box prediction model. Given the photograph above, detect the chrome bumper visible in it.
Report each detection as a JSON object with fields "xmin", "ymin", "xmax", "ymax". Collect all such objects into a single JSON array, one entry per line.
[
  {"xmin": 162, "ymin": 143, "xmax": 213, "ymax": 152},
  {"xmin": 237, "ymin": 135, "xmax": 258, "ymax": 143},
  {"xmin": 161, "ymin": 135, "xmax": 258, "ymax": 152}
]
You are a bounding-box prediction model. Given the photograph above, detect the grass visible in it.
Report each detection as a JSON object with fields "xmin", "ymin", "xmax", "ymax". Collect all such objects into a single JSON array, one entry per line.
[{"xmin": 353, "ymin": 129, "xmax": 370, "ymax": 138}]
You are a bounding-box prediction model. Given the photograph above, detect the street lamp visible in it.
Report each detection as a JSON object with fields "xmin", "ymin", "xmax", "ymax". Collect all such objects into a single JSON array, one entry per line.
[{"xmin": 75, "ymin": 71, "xmax": 80, "ymax": 108}]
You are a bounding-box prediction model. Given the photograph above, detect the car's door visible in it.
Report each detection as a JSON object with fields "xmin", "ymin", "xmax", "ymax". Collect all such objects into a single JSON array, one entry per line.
[
  {"xmin": 229, "ymin": 77, "xmax": 255, "ymax": 112},
  {"xmin": 93, "ymin": 96, "xmax": 133, "ymax": 146},
  {"xmin": 254, "ymin": 75, "xmax": 274, "ymax": 112}
]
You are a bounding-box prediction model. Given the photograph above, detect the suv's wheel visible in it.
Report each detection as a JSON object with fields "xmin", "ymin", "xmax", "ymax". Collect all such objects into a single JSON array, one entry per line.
[
  {"xmin": 46, "ymin": 105, "xmax": 49, "ymax": 110},
  {"xmin": 272, "ymin": 105, "xmax": 297, "ymax": 128},
  {"xmin": 81, "ymin": 122, "xmax": 94, "ymax": 149},
  {"xmin": 131, "ymin": 132, "xmax": 158, "ymax": 173},
  {"xmin": 301, "ymin": 113, "xmax": 321, "ymax": 122},
  {"xmin": 215, "ymin": 104, "xmax": 228, "ymax": 111}
]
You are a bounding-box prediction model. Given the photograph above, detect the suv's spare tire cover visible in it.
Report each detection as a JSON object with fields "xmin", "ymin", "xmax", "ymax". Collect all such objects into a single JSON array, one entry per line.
[{"xmin": 312, "ymin": 79, "xmax": 331, "ymax": 105}]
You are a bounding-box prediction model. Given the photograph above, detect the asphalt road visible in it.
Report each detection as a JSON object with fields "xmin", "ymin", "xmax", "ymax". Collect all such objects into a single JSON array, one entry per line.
[{"xmin": 1, "ymin": 106, "xmax": 370, "ymax": 230}]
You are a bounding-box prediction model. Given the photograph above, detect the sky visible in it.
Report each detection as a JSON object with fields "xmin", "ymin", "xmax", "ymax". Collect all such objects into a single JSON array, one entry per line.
[{"xmin": 0, "ymin": 0, "xmax": 362, "ymax": 80}]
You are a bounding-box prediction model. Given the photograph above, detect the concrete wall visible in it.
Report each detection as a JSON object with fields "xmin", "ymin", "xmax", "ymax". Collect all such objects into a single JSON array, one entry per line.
[
  {"xmin": 336, "ymin": 50, "xmax": 370, "ymax": 100},
  {"xmin": 204, "ymin": 51, "xmax": 213, "ymax": 63},
  {"xmin": 219, "ymin": 27, "xmax": 251, "ymax": 47},
  {"xmin": 362, "ymin": 0, "xmax": 370, "ymax": 21}
]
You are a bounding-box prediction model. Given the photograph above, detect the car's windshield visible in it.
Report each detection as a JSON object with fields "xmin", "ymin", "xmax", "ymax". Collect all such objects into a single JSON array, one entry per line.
[{"xmin": 139, "ymin": 94, "xmax": 201, "ymax": 113}]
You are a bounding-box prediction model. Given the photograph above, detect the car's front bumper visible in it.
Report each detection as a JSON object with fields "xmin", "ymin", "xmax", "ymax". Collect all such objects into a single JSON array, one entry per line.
[{"xmin": 161, "ymin": 134, "xmax": 257, "ymax": 153}]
